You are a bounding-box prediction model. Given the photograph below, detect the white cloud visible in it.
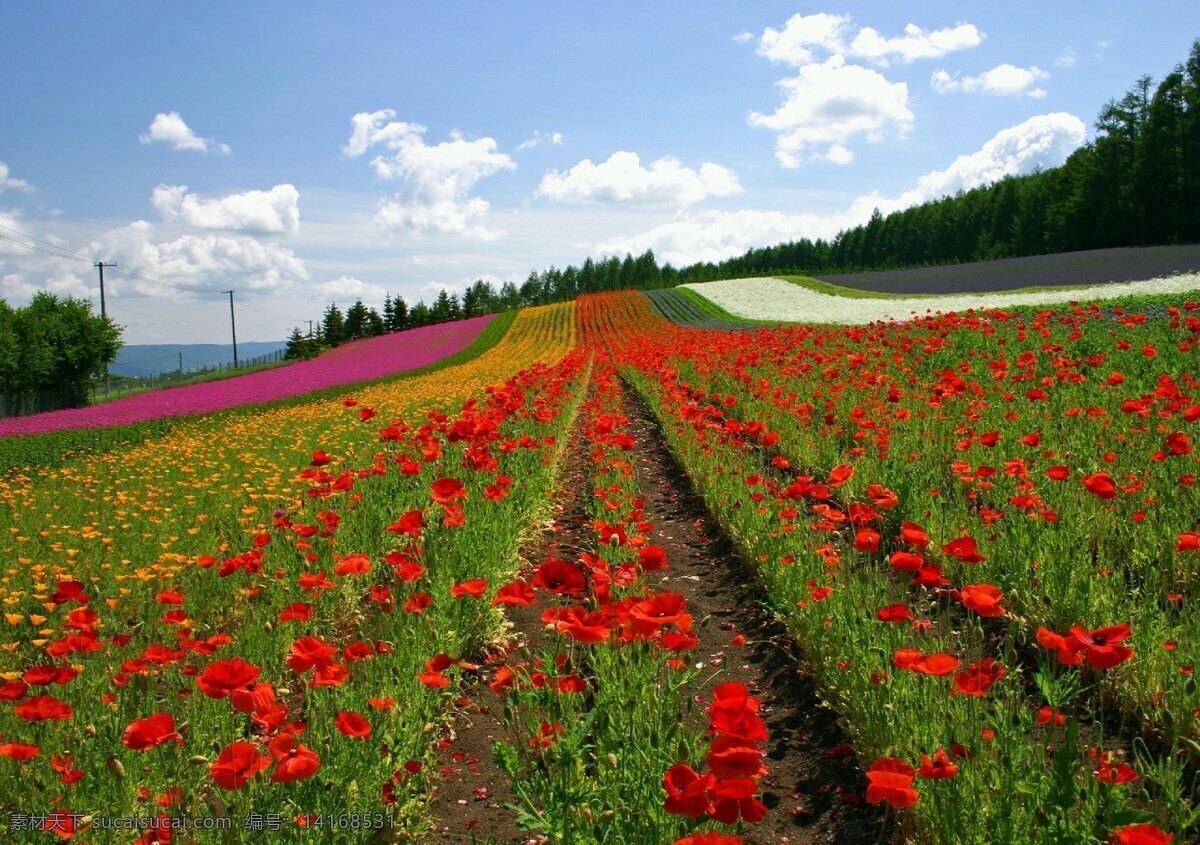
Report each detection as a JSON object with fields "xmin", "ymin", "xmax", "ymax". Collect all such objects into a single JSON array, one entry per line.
[
  {"xmin": 343, "ymin": 109, "xmax": 515, "ymax": 239},
  {"xmin": 516, "ymin": 130, "xmax": 565, "ymax": 152},
  {"xmin": 932, "ymin": 64, "xmax": 1049, "ymax": 98},
  {"xmin": 848, "ymin": 22, "xmax": 983, "ymax": 65},
  {"xmin": 600, "ymin": 113, "xmax": 1086, "ymax": 265},
  {"xmin": 138, "ymin": 112, "xmax": 231, "ymax": 154},
  {"xmin": 757, "ymin": 13, "xmax": 852, "ymax": 66},
  {"xmin": 893, "ymin": 112, "xmax": 1085, "ymax": 205},
  {"xmin": 537, "ymin": 151, "xmax": 742, "ymax": 206},
  {"xmin": 732, "ymin": 31, "xmax": 753, "ymax": 44},
  {"xmin": 756, "ymin": 13, "xmax": 981, "ymax": 67},
  {"xmin": 151, "ymin": 184, "xmax": 301, "ymax": 236},
  {"xmin": 748, "ymin": 55, "xmax": 913, "ymax": 167},
  {"xmin": 319, "ymin": 275, "xmax": 386, "ymax": 303},
  {"xmin": 1054, "ymin": 47, "xmax": 1077, "ymax": 68},
  {"xmin": 0, "ymin": 161, "xmax": 32, "ymax": 193}
]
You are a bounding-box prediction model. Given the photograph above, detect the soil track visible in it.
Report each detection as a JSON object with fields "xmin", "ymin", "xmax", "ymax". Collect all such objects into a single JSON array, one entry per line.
[
  {"xmin": 620, "ymin": 382, "xmax": 889, "ymax": 845},
  {"xmin": 429, "ymin": 375, "xmax": 889, "ymax": 844},
  {"xmin": 817, "ymin": 244, "xmax": 1200, "ymax": 294},
  {"xmin": 427, "ymin": 396, "xmax": 595, "ymax": 844}
]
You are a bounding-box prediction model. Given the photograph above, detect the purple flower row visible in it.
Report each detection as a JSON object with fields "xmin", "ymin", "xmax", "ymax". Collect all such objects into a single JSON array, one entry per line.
[{"xmin": 0, "ymin": 316, "xmax": 495, "ymax": 437}]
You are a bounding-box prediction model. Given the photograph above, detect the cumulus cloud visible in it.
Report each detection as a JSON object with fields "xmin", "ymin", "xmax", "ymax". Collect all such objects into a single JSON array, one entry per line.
[
  {"xmin": 343, "ymin": 109, "xmax": 515, "ymax": 239},
  {"xmin": 748, "ymin": 55, "xmax": 913, "ymax": 166},
  {"xmin": 319, "ymin": 275, "xmax": 386, "ymax": 302},
  {"xmin": 139, "ymin": 112, "xmax": 231, "ymax": 154},
  {"xmin": 932, "ymin": 64, "xmax": 1049, "ymax": 98},
  {"xmin": 893, "ymin": 112, "xmax": 1085, "ymax": 205},
  {"xmin": 516, "ymin": 131, "xmax": 565, "ymax": 152},
  {"xmin": 757, "ymin": 13, "xmax": 981, "ymax": 67},
  {"xmin": 0, "ymin": 161, "xmax": 32, "ymax": 193},
  {"xmin": 848, "ymin": 22, "xmax": 983, "ymax": 65},
  {"xmin": 732, "ymin": 31, "xmax": 753, "ymax": 44},
  {"xmin": 89, "ymin": 221, "xmax": 308, "ymax": 294},
  {"xmin": 537, "ymin": 152, "xmax": 742, "ymax": 206},
  {"xmin": 151, "ymin": 184, "xmax": 300, "ymax": 236},
  {"xmin": 1054, "ymin": 47, "xmax": 1077, "ymax": 68},
  {"xmin": 599, "ymin": 113, "xmax": 1086, "ymax": 265}
]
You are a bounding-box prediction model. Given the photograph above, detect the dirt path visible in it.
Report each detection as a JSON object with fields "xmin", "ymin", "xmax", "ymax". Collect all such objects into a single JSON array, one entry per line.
[
  {"xmin": 428, "ymin": 376, "xmax": 890, "ymax": 844},
  {"xmin": 426, "ymin": 390, "xmax": 596, "ymax": 844},
  {"xmin": 619, "ymin": 382, "xmax": 891, "ymax": 845}
]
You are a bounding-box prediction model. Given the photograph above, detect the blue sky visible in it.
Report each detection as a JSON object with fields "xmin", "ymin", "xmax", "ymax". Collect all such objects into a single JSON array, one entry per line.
[{"xmin": 1, "ymin": 2, "xmax": 1197, "ymax": 343}]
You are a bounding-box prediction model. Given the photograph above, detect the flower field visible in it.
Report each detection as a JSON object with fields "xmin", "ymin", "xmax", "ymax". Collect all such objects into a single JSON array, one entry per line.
[
  {"xmin": 684, "ymin": 274, "xmax": 1200, "ymax": 325},
  {"xmin": 0, "ymin": 316, "xmax": 496, "ymax": 437},
  {"xmin": 1, "ymin": 285, "xmax": 1198, "ymax": 844}
]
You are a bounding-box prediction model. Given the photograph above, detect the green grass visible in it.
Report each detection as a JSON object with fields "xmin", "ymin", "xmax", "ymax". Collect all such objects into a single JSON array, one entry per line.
[{"xmin": 0, "ymin": 311, "xmax": 518, "ymax": 473}]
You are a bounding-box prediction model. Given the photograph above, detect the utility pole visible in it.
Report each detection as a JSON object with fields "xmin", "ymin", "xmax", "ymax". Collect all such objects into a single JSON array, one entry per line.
[
  {"xmin": 178, "ymin": 350, "xmax": 183, "ymax": 375},
  {"xmin": 225, "ymin": 290, "xmax": 239, "ymax": 368},
  {"xmin": 93, "ymin": 261, "xmax": 115, "ymax": 319},
  {"xmin": 94, "ymin": 262, "xmax": 116, "ymax": 395},
  {"xmin": 307, "ymin": 319, "xmax": 314, "ymax": 338}
]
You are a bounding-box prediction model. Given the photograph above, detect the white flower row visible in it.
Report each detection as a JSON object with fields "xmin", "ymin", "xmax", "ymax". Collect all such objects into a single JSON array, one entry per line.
[{"xmin": 681, "ymin": 274, "xmax": 1200, "ymax": 325}]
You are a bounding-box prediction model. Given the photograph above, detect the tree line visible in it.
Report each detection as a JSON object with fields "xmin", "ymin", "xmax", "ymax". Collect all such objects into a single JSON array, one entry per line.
[{"xmin": 0, "ymin": 292, "xmax": 122, "ymax": 416}]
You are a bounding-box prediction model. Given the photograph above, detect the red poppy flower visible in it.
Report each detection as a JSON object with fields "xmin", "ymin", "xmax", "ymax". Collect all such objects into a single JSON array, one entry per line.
[
  {"xmin": 0, "ymin": 742, "xmax": 40, "ymax": 760},
  {"xmin": 889, "ymin": 551, "xmax": 925, "ymax": 572},
  {"xmin": 706, "ymin": 736, "xmax": 765, "ymax": 780},
  {"xmin": 1107, "ymin": 823, "xmax": 1174, "ymax": 845},
  {"xmin": 943, "ymin": 535, "xmax": 985, "ymax": 563},
  {"xmin": 489, "ymin": 665, "xmax": 516, "ymax": 694},
  {"xmin": 122, "ymin": 713, "xmax": 183, "ymax": 751},
  {"xmin": 450, "ymin": 578, "xmax": 489, "ymax": 599},
  {"xmin": 430, "ymin": 478, "xmax": 467, "ymax": 505},
  {"xmin": 1067, "ymin": 625, "xmax": 1134, "ymax": 669},
  {"xmin": 269, "ymin": 733, "xmax": 320, "ymax": 782},
  {"xmin": 865, "ymin": 757, "xmax": 919, "ymax": 808},
  {"xmin": 952, "ymin": 658, "xmax": 1006, "ymax": 696},
  {"xmin": 531, "ymin": 560, "xmax": 587, "ymax": 596},
  {"xmin": 898, "ymin": 522, "xmax": 930, "ymax": 548},
  {"xmin": 663, "ymin": 762, "xmax": 713, "ymax": 818},
  {"xmin": 211, "ymin": 741, "xmax": 271, "ymax": 791},
  {"xmin": 673, "ymin": 834, "xmax": 744, "ymax": 845},
  {"xmin": 386, "ymin": 510, "xmax": 426, "ymax": 536},
  {"xmin": 196, "ymin": 658, "xmax": 261, "ymax": 699},
  {"xmin": 310, "ymin": 450, "xmax": 333, "ymax": 467},
  {"xmin": 638, "ymin": 545, "xmax": 669, "ymax": 571},
  {"xmin": 550, "ymin": 605, "xmax": 613, "ymax": 644},
  {"xmin": 917, "ymin": 749, "xmax": 958, "ymax": 779},
  {"xmin": 708, "ymin": 777, "xmax": 767, "ymax": 824},
  {"xmin": 829, "ymin": 464, "xmax": 855, "ymax": 487},
  {"xmin": 333, "ymin": 554, "xmax": 371, "ymax": 576},
  {"xmin": 15, "ymin": 695, "xmax": 73, "ymax": 721},
  {"xmin": 492, "ymin": 581, "xmax": 537, "ymax": 606},
  {"xmin": 1037, "ymin": 627, "xmax": 1085, "ymax": 666},
  {"xmin": 334, "ymin": 711, "xmax": 372, "ymax": 739},
  {"xmin": 404, "ymin": 593, "xmax": 432, "ymax": 614},
  {"xmin": 853, "ymin": 528, "xmax": 881, "ymax": 552},
  {"xmin": 959, "ymin": 584, "xmax": 1005, "ymax": 617},
  {"xmin": 628, "ymin": 592, "xmax": 691, "ymax": 634},
  {"xmin": 1082, "ymin": 472, "xmax": 1119, "ymax": 499},
  {"xmin": 877, "ymin": 604, "xmax": 912, "ymax": 623}
]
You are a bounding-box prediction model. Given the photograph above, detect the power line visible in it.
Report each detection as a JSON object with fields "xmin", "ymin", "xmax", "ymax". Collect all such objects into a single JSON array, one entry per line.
[
  {"xmin": 0, "ymin": 231, "xmax": 94, "ymax": 263},
  {"xmin": 0, "ymin": 221, "xmax": 97, "ymax": 262},
  {"xmin": 107, "ymin": 264, "xmax": 226, "ymax": 294}
]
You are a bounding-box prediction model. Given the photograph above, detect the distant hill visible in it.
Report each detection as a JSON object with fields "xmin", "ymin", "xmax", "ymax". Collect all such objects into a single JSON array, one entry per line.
[{"xmin": 111, "ymin": 342, "xmax": 286, "ymax": 378}]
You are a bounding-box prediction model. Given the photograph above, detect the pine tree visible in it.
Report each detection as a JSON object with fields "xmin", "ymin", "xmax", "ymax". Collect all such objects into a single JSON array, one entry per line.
[
  {"xmin": 391, "ymin": 296, "xmax": 408, "ymax": 331},
  {"xmin": 344, "ymin": 299, "xmax": 370, "ymax": 341},
  {"xmin": 321, "ymin": 303, "xmax": 345, "ymax": 347}
]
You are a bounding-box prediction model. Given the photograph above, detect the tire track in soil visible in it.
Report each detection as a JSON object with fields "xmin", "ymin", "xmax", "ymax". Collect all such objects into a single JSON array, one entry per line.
[
  {"xmin": 427, "ymin": 385, "xmax": 596, "ymax": 845},
  {"xmin": 618, "ymin": 380, "xmax": 894, "ymax": 845}
]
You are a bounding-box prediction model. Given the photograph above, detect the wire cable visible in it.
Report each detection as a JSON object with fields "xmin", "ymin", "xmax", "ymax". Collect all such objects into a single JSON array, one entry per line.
[{"xmin": 0, "ymin": 222, "xmax": 98, "ymax": 262}]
